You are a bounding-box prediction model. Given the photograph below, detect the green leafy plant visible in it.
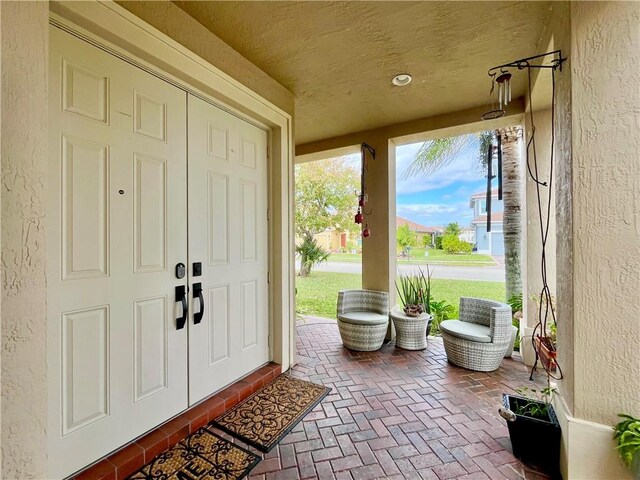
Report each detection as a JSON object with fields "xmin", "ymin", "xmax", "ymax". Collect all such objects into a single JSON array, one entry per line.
[
  {"xmin": 507, "ymin": 294, "xmax": 523, "ymax": 313},
  {"xmin": 507, "ymin": 294, "xmax": 523, "ymax": 351},
  {"xmin": 614, "ymin": 414, "xmax": 640, "ymax": 468},
  {"xmin": 441, "ymin": 234, "xmax": 473, "ymax": 254},
  {"xmin": 397, "ymin": 224, "xmax": 417, "ymax": 252},
  {"xmin": 514, "ymin": 386, "xmax": 557, "ymax": 419},
  {"xmin": 428, "ymin": 299, "xmax": 455, "ymax": 335},
  {"xmin": 444, "ymin": 222, "xmax": 462, "ymax": 236},
  {"xmin": 395, "ymin": 266, "xmax": 432, "ymax": 316},
  {"xmin": 434, "ymin": 235, "xmax": 443, "ymax": 250},
  {"xmin": 295, "ymin": 236, "xmax": 330, "ymax": 277}
]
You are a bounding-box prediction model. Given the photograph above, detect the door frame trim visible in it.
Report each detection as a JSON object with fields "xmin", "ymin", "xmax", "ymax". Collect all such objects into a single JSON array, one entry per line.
[{"xmin": 49, "ymin": 0, "xmax": 295, "ymax": 373}]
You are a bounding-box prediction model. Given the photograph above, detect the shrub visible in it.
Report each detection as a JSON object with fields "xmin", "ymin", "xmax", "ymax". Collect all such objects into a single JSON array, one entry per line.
[
  {"xmin": 441, "ymin": 234, "xmax": 473, "ymax": 254},
  {"xmin": 508, "ymin": 294, "xmax": 523, "ymax": 351},
  {"xmin": 434, "ymin": 236, "xmax": 443, "ymax": 250},
  {"xmin": 429, "ymin": 299, "xmax": 455, "ymax": 335}
]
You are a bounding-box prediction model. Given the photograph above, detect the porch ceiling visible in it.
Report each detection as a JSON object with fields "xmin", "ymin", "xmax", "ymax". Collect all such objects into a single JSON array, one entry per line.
[{"xmin": 174, "ymin": 1, "xmax": 552, "ymax": 145}]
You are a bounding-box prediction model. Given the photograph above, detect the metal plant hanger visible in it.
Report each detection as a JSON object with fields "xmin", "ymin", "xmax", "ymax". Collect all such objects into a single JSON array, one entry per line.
[
  {"xmin": 482, "ymin": 50, "xmax": 566, "ymax": 121},
  {"xmin": 355, "ymin": 143, "xmax": 375, "ymax": 238},
  {"xmin": 482, "ymin": 50, "xmax": 567, "ymax": 381}
]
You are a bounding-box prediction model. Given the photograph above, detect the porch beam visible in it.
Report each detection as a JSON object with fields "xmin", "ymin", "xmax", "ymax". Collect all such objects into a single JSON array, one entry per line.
[{"xmin": 296, "ymin": 101, "xmax": 524, "ymax": 156}]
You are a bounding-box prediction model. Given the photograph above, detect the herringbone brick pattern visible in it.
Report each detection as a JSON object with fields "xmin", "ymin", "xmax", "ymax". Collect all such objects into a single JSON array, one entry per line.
[{"xmin": 247, "ymin": 319, "xmax": 549, "ymax": 480}]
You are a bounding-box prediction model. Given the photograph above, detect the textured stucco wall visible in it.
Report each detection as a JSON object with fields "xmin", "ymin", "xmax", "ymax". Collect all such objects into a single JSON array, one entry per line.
[
  {"xmin": 115, "ymin": 1, "xmax": 294, "ymax": 116},
  {"xmin": 570, "ymin": 1, "xmax": 640, "ymax": 424},
  {"xmin": 0, "ymin": 1, "xmax": 49, "ymax": 478}
]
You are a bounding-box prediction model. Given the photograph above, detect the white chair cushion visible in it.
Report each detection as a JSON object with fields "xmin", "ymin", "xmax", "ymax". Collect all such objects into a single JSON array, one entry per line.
[
  {"xmin": 440, "ymin": 320, "xmax": 492, "ymax": 343},
  {"xmin": 338, "ymin": 311, "xmax": 389, "ymax": 326}
]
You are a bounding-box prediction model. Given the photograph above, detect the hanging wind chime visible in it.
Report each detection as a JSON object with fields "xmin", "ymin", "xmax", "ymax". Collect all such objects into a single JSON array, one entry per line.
[
  {"xmin": 355, "ymin": 143, "xmax": 375, "ymax": 238},
  {"xmin": 481, "ymin": 49, "xmax": 567, "ymax": 381},
  {"xmin": 496, "ymin": 72, "xmax": 512, "ymax": 109}
]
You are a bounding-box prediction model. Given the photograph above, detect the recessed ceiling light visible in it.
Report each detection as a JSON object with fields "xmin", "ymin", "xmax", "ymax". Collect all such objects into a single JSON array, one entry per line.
[{"xmin": 392, "ymin": 74, "xmax": 412, "ymax": 86}]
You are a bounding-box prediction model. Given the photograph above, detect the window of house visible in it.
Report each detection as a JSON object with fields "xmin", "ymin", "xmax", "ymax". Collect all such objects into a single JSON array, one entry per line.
[{"xmin": 479, "ymin": 199, "xmax": 487, "ymax": 214}]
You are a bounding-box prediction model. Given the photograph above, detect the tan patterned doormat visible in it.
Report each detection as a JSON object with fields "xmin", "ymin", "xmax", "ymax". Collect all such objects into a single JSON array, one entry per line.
[
  {"xmin": 212, "ymin": 374, "xmax": 331, "ymax": 452},
  {"xmin": 128, "ymin": 428, "xmax": 260, "ymax": 480}
]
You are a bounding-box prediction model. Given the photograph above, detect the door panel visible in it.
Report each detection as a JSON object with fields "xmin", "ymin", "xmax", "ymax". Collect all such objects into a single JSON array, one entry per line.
[
  {"xmin": 188, "ymin": 96, "xmax": 269, "ymax": 404},
  {"xmin": 48, "ymin": 28, "xmax": 188, "ymax": 479}
]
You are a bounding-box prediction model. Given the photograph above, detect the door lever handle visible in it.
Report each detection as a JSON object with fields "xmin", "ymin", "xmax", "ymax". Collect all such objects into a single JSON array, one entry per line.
[
  {"xmin": 193, "ymin": 283, "xmax": 204, "ymax": 325},
  {"xmin": 175, "ymin": 285, "xmax": 187, "ymax": 330}
]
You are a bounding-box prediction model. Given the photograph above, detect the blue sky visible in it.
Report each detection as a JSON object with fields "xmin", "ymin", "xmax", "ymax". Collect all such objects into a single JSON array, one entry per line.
[
  {"xmin": 341, "ymin": 138, "xmax": 487, "ymax": 228},
  {"xmin": 394, "ymin": 140, "xmax": 487, "ymax": 228}
]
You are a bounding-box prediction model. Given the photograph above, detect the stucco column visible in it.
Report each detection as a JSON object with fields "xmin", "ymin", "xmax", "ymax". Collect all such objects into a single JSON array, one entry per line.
[
  {"xmin": 1, "ymin": 1, "xmax": 49, "ymax": 477},
  {"xmin": 361, "ymin": 136, "xmax": 395, "ymax": 299},
  {"xmin": 568, "ymin": 1, "xmax": 640, "ymax": 426}
]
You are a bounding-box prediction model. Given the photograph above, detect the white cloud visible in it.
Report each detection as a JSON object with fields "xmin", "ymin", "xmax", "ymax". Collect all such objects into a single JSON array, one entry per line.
[
  {"xmin": 395, "ymin": 141, "xmax": 482, "ymax": 195},
  {"xmin": 397, "ymin": 200, "xmax": 473, "ymax": 226}
]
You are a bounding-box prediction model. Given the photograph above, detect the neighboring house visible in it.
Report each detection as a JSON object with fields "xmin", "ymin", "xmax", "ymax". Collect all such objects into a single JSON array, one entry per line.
[
  {"xmin": 458, "ymin": 226, "xmax": 475, "ymax": 244},
  {"xmin": 396, "ymin": 216, "xmax": 444, "ymax": 247},
  {"xmin": 470, "ymin": 189, "xmax": 504, "ymax": 255},
  {"xmin": 313, "ymin": 228, "xmax": 358, "ymax": 252}
]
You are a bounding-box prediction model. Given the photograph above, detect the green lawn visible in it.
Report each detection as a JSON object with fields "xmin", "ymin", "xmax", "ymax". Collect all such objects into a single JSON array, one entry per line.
[
  {"xmin": 295, "ymin": 271, "xmax": 505, "ymax": 319},
  {"xmin": 327, "ymin": 249, "xmax": 495, "ymax": 267}
]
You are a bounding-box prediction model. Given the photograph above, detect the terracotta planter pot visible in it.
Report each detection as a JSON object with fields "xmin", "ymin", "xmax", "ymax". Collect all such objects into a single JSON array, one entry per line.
[{"xmin": 535, "ymin": 335, "xmax": 557, "ymax": 372}]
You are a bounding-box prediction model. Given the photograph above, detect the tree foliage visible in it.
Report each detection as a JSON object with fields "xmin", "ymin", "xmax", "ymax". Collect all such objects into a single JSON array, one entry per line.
[
  {"xmin": 396, "ymin": 224, "xmax": 417, "ymax": 250},
  {"xmin": 402, "ymin": 131, "xmax": 495, "ymax": 179},
  {"xmin": 295, "ymin": 236, "xmax": 330, "ymax": 277},
  {"xmin": 295, "ymin": 158, "xmax": 360, "ymax": 240},
  {"xmin": 444, "ymin": 222, "xmax": 462, "ymax": 236}
]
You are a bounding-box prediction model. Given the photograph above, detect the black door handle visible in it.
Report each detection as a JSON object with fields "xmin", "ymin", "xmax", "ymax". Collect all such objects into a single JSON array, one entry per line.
[
  {"xmin": 175, "ymin": 285, "xmax": 187, "ymax": 330},
  {"xmin": 193, "ymin": 283, "xmax": 204, "ymax": 325}
]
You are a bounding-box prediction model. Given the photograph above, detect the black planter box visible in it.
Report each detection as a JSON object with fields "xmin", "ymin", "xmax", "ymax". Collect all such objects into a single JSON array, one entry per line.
[{"xmin": 502, "ymin": 394, "xmax": 562, "ymax": 479}]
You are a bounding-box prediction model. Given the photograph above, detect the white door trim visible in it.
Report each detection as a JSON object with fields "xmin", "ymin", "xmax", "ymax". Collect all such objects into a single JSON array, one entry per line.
[{"xmin": 48, "ymin": 0, "xmax": 295, "ymax": 372}]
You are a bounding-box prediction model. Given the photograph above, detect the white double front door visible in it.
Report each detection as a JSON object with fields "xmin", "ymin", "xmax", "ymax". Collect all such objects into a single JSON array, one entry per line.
[{"xmin": 47, "ymin": 28, "xmax": 269, "ymax": 479}]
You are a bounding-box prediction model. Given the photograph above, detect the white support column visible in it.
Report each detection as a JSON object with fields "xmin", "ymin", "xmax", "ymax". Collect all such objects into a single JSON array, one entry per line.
[{"xmin": 1, "ymin": 2, "xmax": 50, "ymax": 477}]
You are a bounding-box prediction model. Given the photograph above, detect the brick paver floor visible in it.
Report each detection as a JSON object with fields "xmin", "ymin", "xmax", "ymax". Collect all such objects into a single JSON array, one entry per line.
[{"xmin": 243, "ymin": 318, "xmax": 549, "ymax": 480}]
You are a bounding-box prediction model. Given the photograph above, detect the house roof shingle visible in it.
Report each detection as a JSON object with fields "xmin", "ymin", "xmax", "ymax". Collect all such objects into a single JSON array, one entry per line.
[{"xmin": 396, "ymin": 216, "xmax": 443, "ymax": 234}]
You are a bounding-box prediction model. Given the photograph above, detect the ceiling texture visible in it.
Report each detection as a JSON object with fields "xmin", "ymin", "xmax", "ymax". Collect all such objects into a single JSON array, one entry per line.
[{"xmin": 174, "ymin": 1, "xmax": 552, "ymax": 145}]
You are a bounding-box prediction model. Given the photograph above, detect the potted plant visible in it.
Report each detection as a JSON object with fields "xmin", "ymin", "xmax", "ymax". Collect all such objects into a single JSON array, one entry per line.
[
  {"xmin": 395, "ymin": 266, "xmax": 431, "ymax": 317},
  {"xmin": 614, "ymin": 414, "xmax": 640, "ymax": 479},
  {"xmin": 499, "ymin": 386, "xmax": 562, "ymax": 479},
  {"xmin": 392, "ymin": 267, "xmax": 433, "ymax": 350}
]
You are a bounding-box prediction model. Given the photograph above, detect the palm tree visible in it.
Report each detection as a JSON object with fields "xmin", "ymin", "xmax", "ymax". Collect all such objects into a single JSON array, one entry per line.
[
  {"xmin": 401, "ymin": 132, "xmax": 494, "ymax": 179},
  {"xmin": 403, "ymin": 130, "xmax": 522, "ymax": 301},
  {"xmin": 497, "ymin": 127, "xmax": 523, "ymax": 300}
]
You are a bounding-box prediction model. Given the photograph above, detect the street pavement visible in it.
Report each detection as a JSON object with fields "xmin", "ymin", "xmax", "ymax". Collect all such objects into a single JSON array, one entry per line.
[{"xmin": 312, "ymin": 261, "xmax": 505, "ymax": 282}]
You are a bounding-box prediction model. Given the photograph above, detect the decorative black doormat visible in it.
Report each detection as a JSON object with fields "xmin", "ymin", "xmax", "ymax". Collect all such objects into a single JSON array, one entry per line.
[
  {"xmin": 212, "ymin": 374, "xmax": 331, "ymax": 452},
  {"xmin": 128, "ymin": 428, "xmax": 260, "ymax": 480}
]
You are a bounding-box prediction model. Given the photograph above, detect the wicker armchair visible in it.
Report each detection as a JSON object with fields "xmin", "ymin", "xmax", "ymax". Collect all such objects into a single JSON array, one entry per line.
[
  {"xmin": 440, "ymin": 297, "xmax": 513, "ymax": 372},
  {"xmin": 337, "ymin": 290, "xmax": 389, "ymax": 351}
]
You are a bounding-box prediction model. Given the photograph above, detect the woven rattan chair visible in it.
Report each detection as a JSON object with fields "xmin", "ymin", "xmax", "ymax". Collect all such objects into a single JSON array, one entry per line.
[
  {"xmin": 337, "ymin": 290, "xmax": 389, "ymax": 351},
  {"xmin": 440, "ymin": 297, "xmax": 513, "ymax": 372}
]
